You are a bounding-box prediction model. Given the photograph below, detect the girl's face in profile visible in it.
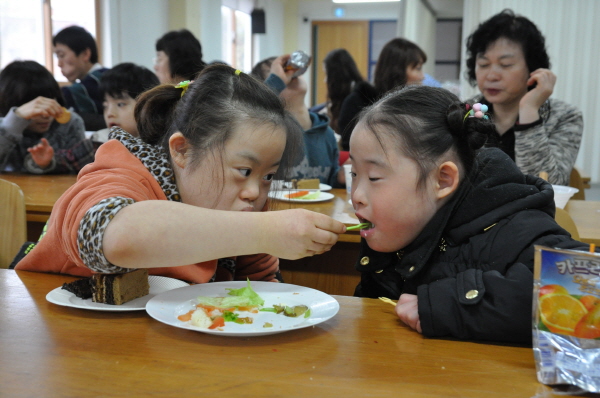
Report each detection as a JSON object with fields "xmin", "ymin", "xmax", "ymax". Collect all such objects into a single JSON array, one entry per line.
[
  {"xmin": 175, "ymin": 122, "xmax": 286, "ymax": 212},
  {"xmin": 406, "ymin": 62, "xmax": 425, "ymax": 85},
  {"xmin": 349, "ymin": 124, "xmax": 440, "ymax": 253},
  {"xmin": 153, "ymin": 51, "xmax": 172, "ymax": 84}
]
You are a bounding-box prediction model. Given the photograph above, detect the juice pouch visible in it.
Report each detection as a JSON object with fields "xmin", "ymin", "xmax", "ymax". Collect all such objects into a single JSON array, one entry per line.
[{"xmin": 533, "ymin": 246, "xmax": 600, "ymax": 392}]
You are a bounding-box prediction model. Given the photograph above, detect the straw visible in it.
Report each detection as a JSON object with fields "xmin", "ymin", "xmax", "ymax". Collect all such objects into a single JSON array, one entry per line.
[{"xmin": 378, "ymin": 297, "xmax": 396, "ymax": 306}]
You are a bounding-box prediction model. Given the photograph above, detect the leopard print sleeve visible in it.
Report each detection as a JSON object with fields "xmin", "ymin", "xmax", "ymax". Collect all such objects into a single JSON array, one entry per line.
[{"xmin": 77, "ymin": 197, "xmax": 135, "ymax": 273}]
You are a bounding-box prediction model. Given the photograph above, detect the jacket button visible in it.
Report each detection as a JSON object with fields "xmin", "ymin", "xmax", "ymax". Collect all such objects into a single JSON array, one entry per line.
[
  {"xmin": 360, "ymin": 256, "xmax": 370, "ymax": 265},
  {"xmin": 409, "ymin": 266, "xmax": 415, "ymax": 272},
  {"xmin": 465, "ymin": 290, "xmax": 479, "ymax": 299},
  {"xmin": 375, "ymin": 269, "xmax": 383, "ymax": 273}
]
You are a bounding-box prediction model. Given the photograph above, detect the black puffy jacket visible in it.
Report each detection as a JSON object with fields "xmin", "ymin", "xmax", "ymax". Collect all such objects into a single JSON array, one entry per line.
[{"xmin": 354, "ymin": 148, "xmax": 589, "ymax": 344}]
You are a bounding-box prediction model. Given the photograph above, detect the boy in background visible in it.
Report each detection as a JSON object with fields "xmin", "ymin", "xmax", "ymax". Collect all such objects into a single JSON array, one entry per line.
[
  {"xmin": 25, "ymin": 63, "xmax": 159, "ymax": 174},
  {"xmin": 53, "ymin": 26, "xmax": 109, "ymax": 131}
]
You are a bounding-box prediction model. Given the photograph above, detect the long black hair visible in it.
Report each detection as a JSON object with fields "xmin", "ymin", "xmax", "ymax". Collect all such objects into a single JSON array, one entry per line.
[{"xmin": 323, "ymin": 49, "xmax": 364, "ymax": 134}]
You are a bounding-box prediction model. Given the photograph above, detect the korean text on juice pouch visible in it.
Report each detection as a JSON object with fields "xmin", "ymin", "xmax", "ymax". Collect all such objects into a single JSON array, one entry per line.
[{"xmin": 533, "ymin": 246, "xmax": 600, "ymax": 392}]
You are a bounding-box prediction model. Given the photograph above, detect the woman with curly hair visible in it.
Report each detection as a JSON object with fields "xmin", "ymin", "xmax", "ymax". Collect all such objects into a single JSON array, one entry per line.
[{"xmin": 465, "ymin": 9, "xmax": 583, "ymax": 185}]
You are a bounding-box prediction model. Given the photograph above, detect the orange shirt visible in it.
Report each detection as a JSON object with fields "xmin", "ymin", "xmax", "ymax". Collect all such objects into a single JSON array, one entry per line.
[{"xmin": 15, "ymin": 137, "xmax": 279, "ymax": 283}]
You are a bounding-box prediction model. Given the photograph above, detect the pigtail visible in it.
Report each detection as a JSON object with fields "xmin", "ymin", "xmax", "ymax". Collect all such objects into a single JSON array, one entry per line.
[
  {"xmin": 447, "ymin": 102, "xmax": 495, "ymax": 172},
  {"xmin": 134, "ymin": 84, "xmax": 183, "ymax": 146}
]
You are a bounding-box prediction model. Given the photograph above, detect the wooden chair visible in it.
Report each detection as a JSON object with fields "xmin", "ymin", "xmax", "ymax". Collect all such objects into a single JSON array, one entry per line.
[
  {"xmin": 569, "ymin": 167, "xmax": 587, "ymax": 200},
  {"xmin": 0, "ymin": 178, "xmax": 27, "ymax": 268},
  {"xmin": 555, "ymin": 207, "xmax": 580, "ymax": 240}
]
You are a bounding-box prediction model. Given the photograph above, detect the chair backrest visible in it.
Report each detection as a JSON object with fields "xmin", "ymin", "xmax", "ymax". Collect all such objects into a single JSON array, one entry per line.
[
  {"xmin": 569, "ymin": 167, "xmax": 586, "ymax": 200},
  {"xmin": 0, "ymin": 178, "xmax": 27, "ymax": 268},
  {"xmin": 555, "ymin": 207, "xmax": 580, "ymax": 241}
]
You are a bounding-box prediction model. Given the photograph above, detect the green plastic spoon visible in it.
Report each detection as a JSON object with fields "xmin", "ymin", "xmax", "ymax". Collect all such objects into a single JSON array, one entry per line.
[{"xmin": 346, "ymin": 222, "xmax": 372, "ymax": 231}]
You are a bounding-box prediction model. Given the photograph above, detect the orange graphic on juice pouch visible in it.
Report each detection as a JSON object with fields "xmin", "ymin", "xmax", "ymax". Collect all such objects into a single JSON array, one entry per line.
[
  {"xmin": 539, "ymin": 292, "xmax": 588, "ymax": 336},
  {"xmin": 579, "ymin": 295, "xmax": 600, "ymax": 312},
  {"xmin": 539, "ymin": 284, "xmax": 569, "ymax": 297},
  {"xmin": 574, "ymin": 301, "xmax": 600, "ymax": 339},
  {"xmin": 538, "ymin": 284, "xmax": 600, "ymax": 338}
]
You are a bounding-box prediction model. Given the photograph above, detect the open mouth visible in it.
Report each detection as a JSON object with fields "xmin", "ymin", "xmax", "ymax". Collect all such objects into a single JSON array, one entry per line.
[{"xmin": 357, "ymin": 217, "xmax": 375, "ymax": 232}]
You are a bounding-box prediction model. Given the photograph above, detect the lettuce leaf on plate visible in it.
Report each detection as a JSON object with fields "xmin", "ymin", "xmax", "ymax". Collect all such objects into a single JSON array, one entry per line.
[{"xmin": 197, "ymin": 279, "xmax": 264, "ymax": 308}]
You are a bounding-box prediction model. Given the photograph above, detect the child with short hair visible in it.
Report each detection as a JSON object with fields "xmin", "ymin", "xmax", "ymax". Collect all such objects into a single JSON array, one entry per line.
[
  {"xmin": 0, "ymin": 60, "xmax": 85, "ymax": 173},
  {"xmin": 25, "ymin": 63, "xmax": 159, "ymax": 174},
  {"xmin": 53, "ymin": 25, "xmax": 108, "ymax": 131},
  {"xmin": 16, "ymin": 65, "xmax": 345, "ymax": 283},
  {"xmin": 349, "ymin": 85, "xmax": 589, "ymax": 343}
]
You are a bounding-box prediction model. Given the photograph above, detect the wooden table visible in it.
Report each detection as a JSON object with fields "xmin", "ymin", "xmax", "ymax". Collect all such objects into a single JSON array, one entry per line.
[
  {"xmin": 273, "ymin": 189, "xmax": 362, "ymax": 295},
  {"xmin": 0, "ymin": 269, "xmax": 577, "ymax": 398},
  {"xmin": 1, "ymin": 173, "xmax": 76, "ymax": 241},
  {"xmin": 565, "ymin": 199, "xmax": 600, "ymax": 246},
  {"xmin": 0, "ymin": 173, "xmax": 76, "ymax": 223}
]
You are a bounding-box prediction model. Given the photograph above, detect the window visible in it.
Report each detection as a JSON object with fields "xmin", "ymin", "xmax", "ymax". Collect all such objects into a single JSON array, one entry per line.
[
  {"xmin": 434, "ymin": 19, "xmax": 462, "ymax": 82},
  {"xmin": 0, "ymin": 0, "xmax": 97, "ymax": 82},
  {"xmin": 221, "ymin": 6, "xmax": 252, "ymax": 72}
]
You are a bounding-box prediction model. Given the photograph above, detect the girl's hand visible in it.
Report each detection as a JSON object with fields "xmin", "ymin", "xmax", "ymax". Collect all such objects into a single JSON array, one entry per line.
[
  {"xmin": 269, "ymin": 54, "xmax": 297, "ymax": 86},
  {"xmin": 264, "ymin": 209, "xmax": 346, "ymax": 260},
  {"xmin": 15, "ymin": 97, "xmax": 63, "ymax": 120},
  {"xmin": 27, "ymin": 138, "xmax": 55, "ymax": 168},
  {"xmin": 395, "ymin": 293, "xmax": 422, "ymax": 333},
  {"xmin": 519, "ymin": 68, "xmax": 556, "ymax": 124}
]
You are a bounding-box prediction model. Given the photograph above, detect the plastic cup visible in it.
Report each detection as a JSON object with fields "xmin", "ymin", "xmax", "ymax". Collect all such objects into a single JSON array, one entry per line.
[{"xmin": 343, "ymin": 164, "xmax": 352, "ymax": 194}]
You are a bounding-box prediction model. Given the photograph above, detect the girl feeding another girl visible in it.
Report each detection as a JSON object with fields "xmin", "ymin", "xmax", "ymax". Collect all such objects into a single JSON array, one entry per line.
[
  {"xmin": 348, "ymin": 85, "xmax": 589, "ymax": 343},
  {"xmin": 17, "ymin": 65, "xmax": 345, "ymax": 282}
]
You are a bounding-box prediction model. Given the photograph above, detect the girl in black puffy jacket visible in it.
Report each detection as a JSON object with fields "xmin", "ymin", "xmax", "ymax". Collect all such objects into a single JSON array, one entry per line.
[{"xmin": 348, "ymin": 85, "xmax": 589, "ymax": 344}]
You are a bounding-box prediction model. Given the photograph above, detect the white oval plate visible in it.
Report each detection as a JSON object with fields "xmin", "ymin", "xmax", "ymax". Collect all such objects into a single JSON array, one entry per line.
[
  {"xmin": 268, "ymin": 190, "xmax": 334, "ymax": 203},
  {"xmin": 272, "ymin": 181, "xmax": 332, "ymax": 191},
  {"xmin": 145, "ymin": 281, "xmax": 340, "ymax": 337},
  {"xmin": 46, "ymin": 276, "xmax": 189, "ymax": 311}
]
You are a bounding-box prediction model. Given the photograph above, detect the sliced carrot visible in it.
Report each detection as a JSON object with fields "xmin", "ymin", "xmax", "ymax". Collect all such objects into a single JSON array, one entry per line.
[
  {"xmin": 285, "ymin": 190, "xmax": 309, "ymax": 199},
  {"xmin": 177, "ymin": 310, "xmax": 194, "ymax": 322},
  {"xmin": 208, "ymin": 316, "xmax": 225, "ymax": 329},
  {"xmin": 236, "ymin": 306, "xmax": 259, "ymax": 312}
]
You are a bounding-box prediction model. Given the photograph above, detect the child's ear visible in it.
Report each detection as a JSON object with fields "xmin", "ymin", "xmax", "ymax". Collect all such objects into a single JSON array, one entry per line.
[
  {"xmin": 435, "ymin": 161, "xmax": 460, "ymax": 200},
  {"xmin": 169, "ymin": 132, "xmax": 190, "ymax": 169}
]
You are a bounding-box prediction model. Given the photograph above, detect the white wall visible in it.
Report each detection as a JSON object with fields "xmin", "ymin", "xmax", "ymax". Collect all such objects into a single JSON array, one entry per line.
[
  {"xmin": 101, "ymin": 0, "xmax": 169, "ymax": 70},
  {"xmin": 401, "ymin": 0, "xmax": 436, "ymax": 76},
  {"xmin": 252, "ymin": 0, "xmax": 286, "ymax": 63},
  {"xmin": 460, "ymin": 0, "xmax": 600, "ymax": 182}
]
